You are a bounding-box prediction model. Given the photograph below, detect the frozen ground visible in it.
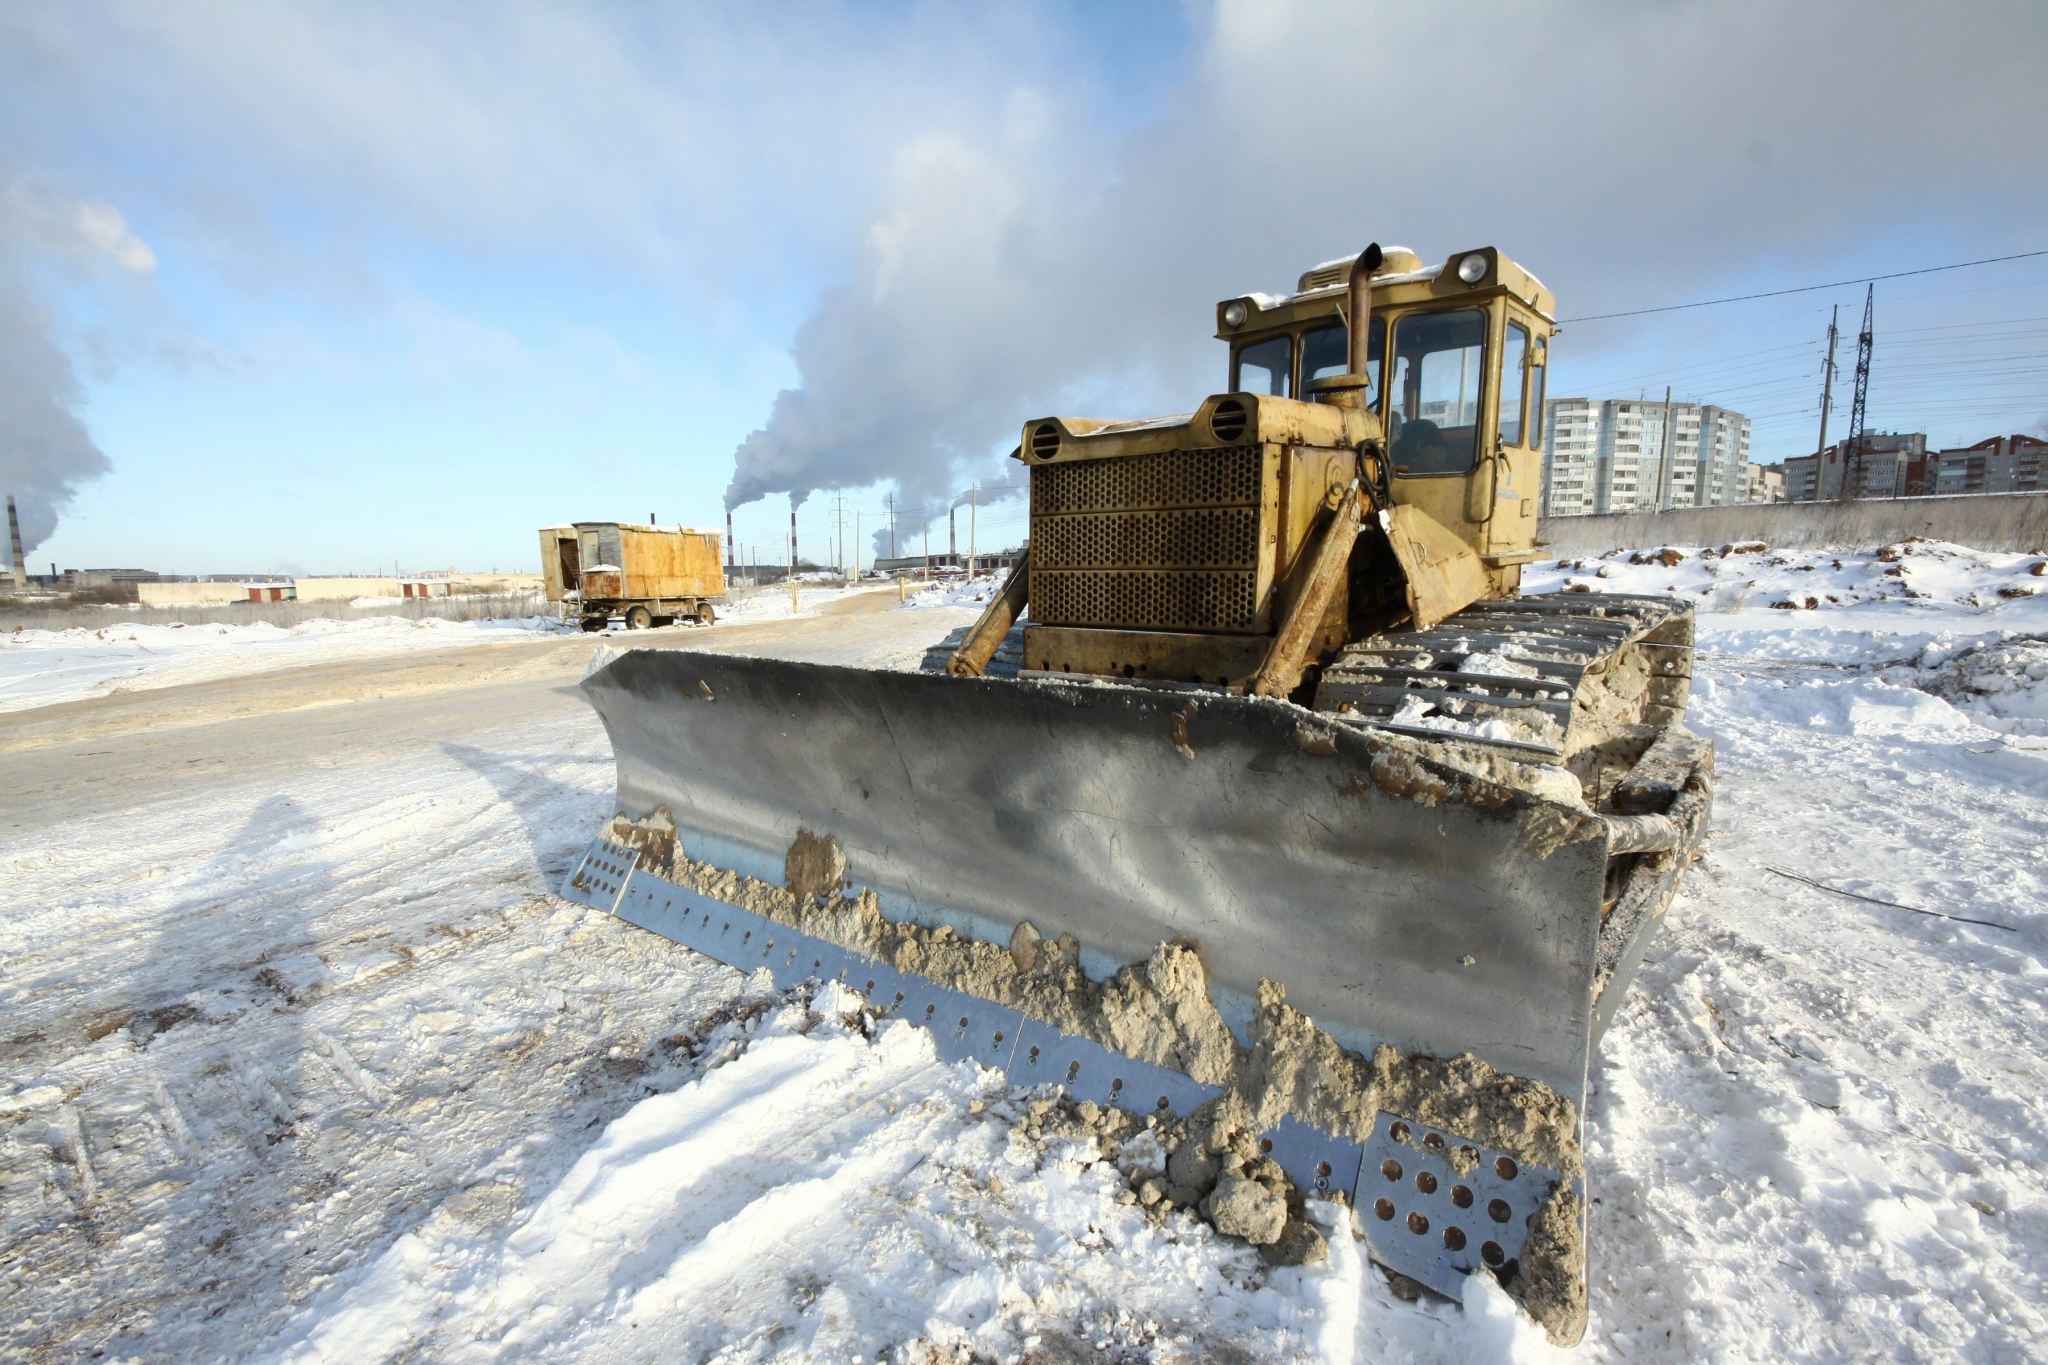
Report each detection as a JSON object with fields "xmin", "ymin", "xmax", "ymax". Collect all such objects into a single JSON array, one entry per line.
[
  {"xmin": 2, "ymin": 542, "xmax": 2044, "ymax": 1362},
  {"xmin": 0, "ymin": 614, "xmax": 569, "ymax": 714}
]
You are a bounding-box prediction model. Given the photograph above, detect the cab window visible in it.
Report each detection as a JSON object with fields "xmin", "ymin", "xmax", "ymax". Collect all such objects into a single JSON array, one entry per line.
[
  {"xmin": 1499, "ymin": 323, "xmax": 1529, "ymax": 446},
  {"xmin": 1233, "ymin": 335, "xmax": 1291, "ymax": 397},
  {"xmin": 1300, "ymin": 317, "xmax": 1383, "ymax": 407},
  {"xmin": 1529, "ymin": 343, "xmax": 1547, "ymax": 451},
  {"xmin": 1387, "ymin": 309, "xmax": 1487, "ymax": 475}
]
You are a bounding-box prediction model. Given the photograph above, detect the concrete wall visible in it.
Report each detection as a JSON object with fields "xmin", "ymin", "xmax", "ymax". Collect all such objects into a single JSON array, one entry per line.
[
  {"xmin": 295, "ymin": 577, "xmax": 400, "ymax": 600},
  {"xmin": 137, "ymin": 582, "xmax": 250, "ymax": 605},
  {"xmin": 1537, "ymin": 492, "xmax": 2048, "ymax": 556}
]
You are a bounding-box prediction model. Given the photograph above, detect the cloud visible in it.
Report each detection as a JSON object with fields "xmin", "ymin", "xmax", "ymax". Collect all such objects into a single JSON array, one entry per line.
[
  {"xmin": 723, "ymin": 0, "xmax": 2048, "ymax": 514},
  {"xmin": 0, "ymin": 173, "xmax": 154, "ymax": 551}
]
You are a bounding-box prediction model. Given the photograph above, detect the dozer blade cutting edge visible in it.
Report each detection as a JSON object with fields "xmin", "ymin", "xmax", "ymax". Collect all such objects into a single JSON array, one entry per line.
[{"xmin": 560, "ymin": 641, "xmax": 1713, "ymax": 1337}]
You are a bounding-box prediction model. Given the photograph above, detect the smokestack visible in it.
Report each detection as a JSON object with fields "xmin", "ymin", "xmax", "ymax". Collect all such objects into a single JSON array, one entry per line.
[{"xmin": 7, "ymin": 496, "xmax": 25, "ymax": 591}]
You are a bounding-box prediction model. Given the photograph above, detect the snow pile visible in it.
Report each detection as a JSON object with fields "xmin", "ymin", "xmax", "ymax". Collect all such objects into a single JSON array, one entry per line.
[
  {"xmin": 0, "ymin": 614, "xmax": 565, "ymax": 712},
  {"xmin": 267, "ymin": 979, "xmax": 1556, "ymax": 1364},
  {"xmin": 900, "ymin": 574, "xmax": 1009, "ymax": 612},
  {"xmin": 714, "ymin": 585, "xmax": 864, "ymax": 624},
  {"xmin": 1883, "ymin": 638, "xmax": 2048, "ymax": 737}
]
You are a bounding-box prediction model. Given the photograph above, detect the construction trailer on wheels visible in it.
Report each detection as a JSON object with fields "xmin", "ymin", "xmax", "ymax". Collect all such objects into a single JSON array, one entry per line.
[{"xmin": 540, "ymin": 522, "xmax": 726, "ymax": 631}]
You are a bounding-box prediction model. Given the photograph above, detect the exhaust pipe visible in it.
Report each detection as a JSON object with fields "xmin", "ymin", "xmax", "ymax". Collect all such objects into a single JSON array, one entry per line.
[{"xmin": 1347, "ymin": 242, "xmax": 1383, "ymax": 378}]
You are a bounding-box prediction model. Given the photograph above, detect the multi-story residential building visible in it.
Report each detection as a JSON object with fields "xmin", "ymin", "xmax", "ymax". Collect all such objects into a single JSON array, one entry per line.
[
  {"xmin": 1539, "ymin": 399, "xmax": 1752, "ymax": 516},
  {"xmin": 1744, "ymin": 463, "xmax": 1787, "ymax": 503},
  {"xmin": 1932, "ymin": 434, "xmax": 2047, "ymax": 495},
  {"xmin": 1784, "ymin": 432, "xmax": 1929, "ymax": 500}
]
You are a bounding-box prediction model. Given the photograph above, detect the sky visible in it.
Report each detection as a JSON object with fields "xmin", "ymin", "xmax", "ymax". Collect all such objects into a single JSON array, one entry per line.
[{"xmin": 1, "ymin": 0, "xmax": 2044, "ymax": 577}]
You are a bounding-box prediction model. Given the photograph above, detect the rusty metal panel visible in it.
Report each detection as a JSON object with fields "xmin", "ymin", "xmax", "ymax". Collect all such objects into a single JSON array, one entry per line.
[
  {"xmin": 609, "ymin": 527, "xmax": 726, "ymax": 600},
  {"xmin": 1019, "ymin": 625, "xmax": 1271, "ymax": 685}
]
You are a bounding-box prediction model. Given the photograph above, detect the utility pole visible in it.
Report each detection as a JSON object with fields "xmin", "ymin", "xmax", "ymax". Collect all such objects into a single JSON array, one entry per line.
[
  {"xmin": 1839, "ymin": 285, "xmax": 1875, "ymax": 502},
  {"xmin": 854, "ymin": 511, "xmax": 861, "ymax": 581},
  {"xmin": 836, "ymin": 495, "xmax": 845, "ymax": 583},
  {"xmin": 1653, "ymin": 386, "xmax": 1675, "ymax": 513},
  {"xmin": 1813, "ymin": 307, "xmax": 1839, "ymax": 502},
  {"xmin": 888, "ymin": 494, "xmax": 896, "ymax": 558}
]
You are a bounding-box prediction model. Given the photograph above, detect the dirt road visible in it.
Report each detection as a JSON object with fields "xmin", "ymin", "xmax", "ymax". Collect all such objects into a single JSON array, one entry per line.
[{"xmin": 0, "ymin": 593, "xmax": 976, "ymax": 1362}]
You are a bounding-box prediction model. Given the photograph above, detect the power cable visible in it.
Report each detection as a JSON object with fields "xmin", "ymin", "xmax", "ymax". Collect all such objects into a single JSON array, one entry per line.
[{"xmin": 1559, "ymin": 250, "xmax": 2048, "ymax": 324}]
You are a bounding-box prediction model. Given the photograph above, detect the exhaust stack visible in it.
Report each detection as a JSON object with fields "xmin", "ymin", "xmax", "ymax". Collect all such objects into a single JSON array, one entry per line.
[{"xmin": 6, "ymin": 496, "xmax": 25, "ymax": 591}]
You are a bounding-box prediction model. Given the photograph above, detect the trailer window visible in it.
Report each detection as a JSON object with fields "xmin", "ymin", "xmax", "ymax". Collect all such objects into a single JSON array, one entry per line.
[
  {"xmin": 1300, "ymin": 317, "xmax": 1383, "ymax": 407},
  {"xmin": 1499, "ymin": 323, "xmax": 1529, "ymax": 446},
  {"xmin": 1388, "ymin": 309, "xmax": 1487, "ymax": 476},
  {"xmin": 1233, "ymin": 335, "xmax": 1291, "ymax": 397}
]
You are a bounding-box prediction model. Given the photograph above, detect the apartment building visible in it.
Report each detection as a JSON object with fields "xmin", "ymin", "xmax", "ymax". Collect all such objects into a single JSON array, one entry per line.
[
  {"xmin": 1784, "ymin": 433, "xmax": 1931, "ymax": 501},
  {"xmin": 1540, "ymin": 399, "xmax": 1752, "ymax": 516},
  {"xmin": 1932, "ymin": 434, "xmax": 2046, "ymax": 495}
]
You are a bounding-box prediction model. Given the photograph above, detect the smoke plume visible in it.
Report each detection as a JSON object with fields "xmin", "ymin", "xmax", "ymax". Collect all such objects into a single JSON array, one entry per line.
[
  {"xmin": 722, "ymin": 0, "xmax": 2048, "ymax": 518},
  {"xmin": 0, "ymin": 174, "xmax": 153, "ymax": 551}
]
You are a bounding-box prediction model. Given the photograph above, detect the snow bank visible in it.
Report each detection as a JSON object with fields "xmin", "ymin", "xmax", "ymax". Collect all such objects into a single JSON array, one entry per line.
[
  {"xmin": 0, "ymin": 614, "xmax": 566, "ymax": 713},
  {"xmin": 266, "ymin": 980, "xmax": 1561, "ymax": 1364}
]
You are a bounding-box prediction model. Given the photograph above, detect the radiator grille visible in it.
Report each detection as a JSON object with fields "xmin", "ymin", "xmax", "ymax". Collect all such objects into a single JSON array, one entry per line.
[
  {"xmin": 1033, "ymin": 506, "xmax": 1258, "ymax": 571},
  {"xmin": 1029, "ymin": 445, "xmax": 1266, "ymax": 633},
  {"xmin": 1031, "ymin": 446, "xmax": 1259, "ymax": 514},
  {"xmin": 1033, "ymin": 569, "xmax": 1259, "ymax": 634}
]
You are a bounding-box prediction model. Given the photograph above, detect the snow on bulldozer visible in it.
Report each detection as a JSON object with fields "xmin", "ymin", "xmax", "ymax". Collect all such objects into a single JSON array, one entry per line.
[{"xmin": 557, "ymin": 244, "xmax": 1712, "ymax": 1343}]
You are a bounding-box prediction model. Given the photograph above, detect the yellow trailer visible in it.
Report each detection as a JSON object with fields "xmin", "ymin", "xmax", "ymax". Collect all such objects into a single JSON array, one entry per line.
[{"xmin": 538, "ymin": 522, "xmax": 725, "ymax": 631}]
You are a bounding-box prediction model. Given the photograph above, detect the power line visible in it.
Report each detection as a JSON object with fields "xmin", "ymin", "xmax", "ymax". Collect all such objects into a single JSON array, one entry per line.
[{"xmin": 1558, "ymin": 249, "xmax": 2048, "ymax": 324}]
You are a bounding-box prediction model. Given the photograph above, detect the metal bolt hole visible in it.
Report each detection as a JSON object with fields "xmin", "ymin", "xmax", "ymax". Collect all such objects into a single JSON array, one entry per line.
[
  {"xmin": 1488, "ymin": 1198, "xmax": 1512, "ymax": 1223},
  {"xmin": 1451, "ymin": 1185, "xmax": 1474, "ymax": 1209},
  {"xmin": 1415, "ymin": 1171, "xmax": 1437, "ymax": 1195},
  {"xmin": 1443, "ymin": 1226, "xmax": 1467, "ymax": 1251},
  {"xmin": 1381, "ymin": 1159, "xmax": 1403, "ymax": 1182},
  {"xmin": 1495, "ymin": 1156, "xmax": 1518, "ymax": 1180},
  {"xmin": 1407, "ymin": 1212, "xmax": 1429, "ymax": 1235},
  {"xmin": 1374, "ymin": 1199, "xmax": 1395, "ymax": 1221},
  {"xmin": 1481, "ymin": 1240, "xmax": 1505, "ymax": 1267}
]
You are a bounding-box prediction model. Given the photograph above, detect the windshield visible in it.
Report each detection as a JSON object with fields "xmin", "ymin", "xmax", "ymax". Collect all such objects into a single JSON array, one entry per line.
[
  {"xmin": 1388, "ymin": 309, "xmax": 1488, "ymax": 475},
  {"xmin": 1233, "ymin": 335, "xmax": 1291, "ymax": 397},
  {"xmin": 1300, "ymin": 317, "xmax": 1383, "ymax": 407}
]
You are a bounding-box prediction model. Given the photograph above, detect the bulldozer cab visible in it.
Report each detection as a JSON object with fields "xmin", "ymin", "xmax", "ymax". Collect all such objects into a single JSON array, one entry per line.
[{"xmin": 1218, "ymin": 245, "xmax": 1554, "ymax": 565}]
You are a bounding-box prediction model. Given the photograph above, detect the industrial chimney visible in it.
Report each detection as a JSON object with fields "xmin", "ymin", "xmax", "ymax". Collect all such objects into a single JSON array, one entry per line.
[{"xmin": 6, "ymin": 496, "xmax": 25, "ymax": 591}]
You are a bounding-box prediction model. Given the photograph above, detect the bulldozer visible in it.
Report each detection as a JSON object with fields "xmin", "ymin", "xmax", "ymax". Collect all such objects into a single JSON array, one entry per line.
[{"xmin": 556, "ymin": 245, "xmax": 1712, "ymax": 1343}]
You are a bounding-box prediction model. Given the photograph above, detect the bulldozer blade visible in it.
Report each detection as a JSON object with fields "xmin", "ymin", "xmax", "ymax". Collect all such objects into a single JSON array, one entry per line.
[
  {"xmin": 579, "ymin": 648, "xmax": 1633, "ymax": 1118},
  {"xmin": 557, "ymin": 830, "xmax": 1578, "ymax": 1300}
]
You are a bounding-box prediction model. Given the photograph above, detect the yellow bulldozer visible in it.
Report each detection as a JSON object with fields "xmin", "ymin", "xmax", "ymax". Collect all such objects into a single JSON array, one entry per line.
[{"xmin": 559, "ymin": 244, "xmax": 1712, "ymax": 1343}]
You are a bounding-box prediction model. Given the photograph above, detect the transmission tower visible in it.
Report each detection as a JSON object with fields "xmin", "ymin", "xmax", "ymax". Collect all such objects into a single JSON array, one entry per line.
[{"xmin": 1838, "ymin": 284, "xmax": 1874, "ymax": 501}]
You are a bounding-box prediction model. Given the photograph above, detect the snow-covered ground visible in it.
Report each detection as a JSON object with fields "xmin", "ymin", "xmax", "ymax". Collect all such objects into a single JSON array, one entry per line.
[
  {"xmin": 0, "ymin": 614, "xmax": 569, "ymax": 714},
  {"xmin": 3, "ymin": 539, "xmax": 2045, "ymax": 1362}
]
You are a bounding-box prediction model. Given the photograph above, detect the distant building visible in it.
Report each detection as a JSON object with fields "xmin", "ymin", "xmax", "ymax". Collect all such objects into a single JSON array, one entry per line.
[
  {"xmin": 1932, "ymin": 434, "xmax": 2047, "ymax": 496},
  {"xmin": 1785, "ymin": 433, "xmax": 1929, "ymax": 501},
  {"xmin": 61, "ymin": 568, "xmax": 161, "ymax": 590},
  {"xmin": 1745, "ymin": 463, "xmax": 1787, "ymax": 503},
  {"xmin": 1540, "ymin": 399, "xmax": 1752, "ymax": 516}
]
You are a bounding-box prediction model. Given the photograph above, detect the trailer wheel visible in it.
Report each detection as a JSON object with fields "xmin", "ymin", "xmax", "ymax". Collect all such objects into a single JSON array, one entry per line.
[
  {"xmin": 624, "ymin": 605, "xmax": 653, "ymax": 631},
  {"xmin": 695, "ymin": 602, "xmax": 717, "ymax": 625}
]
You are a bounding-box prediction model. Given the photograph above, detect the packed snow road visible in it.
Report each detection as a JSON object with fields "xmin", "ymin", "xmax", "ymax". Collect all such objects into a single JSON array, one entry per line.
[{"xmin": 2, "ymin": 549, "xmax": 2046, "ymax": 1363}]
